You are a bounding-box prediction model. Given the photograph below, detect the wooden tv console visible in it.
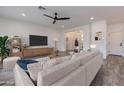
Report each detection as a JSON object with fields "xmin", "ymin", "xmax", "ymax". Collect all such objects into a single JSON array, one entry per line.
[{"xmin": 12, "ymin": 48, "xmax": 53, "ymax": 58}]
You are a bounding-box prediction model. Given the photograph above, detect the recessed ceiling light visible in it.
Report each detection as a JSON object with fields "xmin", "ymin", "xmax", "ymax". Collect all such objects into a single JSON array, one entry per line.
[
  {"xmin": 21, "ymin": 13, "xmax": 26, "ymax": 17},
  {"xmin": 90, "ymin": 17, "xmax": 94, "ymax": 20}
]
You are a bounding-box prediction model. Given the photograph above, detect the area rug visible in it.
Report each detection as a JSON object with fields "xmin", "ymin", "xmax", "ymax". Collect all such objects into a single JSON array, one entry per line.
[{"xmin": 0, "ymin": 69, "xmax": 15, "ymax": 86}]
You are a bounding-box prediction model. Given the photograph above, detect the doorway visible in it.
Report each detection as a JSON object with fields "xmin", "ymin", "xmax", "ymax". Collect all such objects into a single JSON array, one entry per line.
[
  {"xmin": 109, "ymin": 31, "xmax": 123, "ymax": 56},
  {"xmin": 65, "ymin": 31, "xmax": 83, "ymax": 52}
]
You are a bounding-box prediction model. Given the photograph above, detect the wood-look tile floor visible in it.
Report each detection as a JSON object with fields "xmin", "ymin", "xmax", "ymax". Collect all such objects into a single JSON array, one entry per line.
[
  {"xmin": 1, "ymin": 55, "xmax": 124, "ymax": 86},
  {"xmin": 91, "ymin": 55, "xmax": 124, "ymax": 86}
]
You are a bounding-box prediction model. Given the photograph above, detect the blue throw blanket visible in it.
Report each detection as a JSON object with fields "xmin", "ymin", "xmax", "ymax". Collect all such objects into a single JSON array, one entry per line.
[{"xmin": 17, "ymin": 59, "xmax": 38, "ymax": 70}]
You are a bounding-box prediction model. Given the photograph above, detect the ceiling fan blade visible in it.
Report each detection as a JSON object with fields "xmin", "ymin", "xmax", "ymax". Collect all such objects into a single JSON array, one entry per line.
[
  {"xmin": 38, "ymin": 6, "xmax": 46, "ymax": 10},
  {"xmin": 44, "ymin": 14, "xmax": 54, "ymax": 19},
  {"xmin": 57, "ymin": 17, "xmax": 70, "ymax": 20},
  {"xmin": 53, "ymin": 20, "xmax": 56, "ymax": 24}
]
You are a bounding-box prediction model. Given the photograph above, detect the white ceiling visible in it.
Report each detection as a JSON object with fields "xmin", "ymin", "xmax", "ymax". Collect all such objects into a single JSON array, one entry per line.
[{"xmin": 0, "ymin": 6, "xmax": 124, "ymax": 30}]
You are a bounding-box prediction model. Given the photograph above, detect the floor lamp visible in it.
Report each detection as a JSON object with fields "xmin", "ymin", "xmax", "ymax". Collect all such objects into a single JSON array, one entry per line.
[{"xmin": 54, "ymin": 38, "xmax": 58, "ymax": 49}]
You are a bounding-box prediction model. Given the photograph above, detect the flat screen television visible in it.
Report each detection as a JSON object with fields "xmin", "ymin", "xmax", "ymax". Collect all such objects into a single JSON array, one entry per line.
[{"xmin": 29, "ymin": 35, "xmax": 48, "ymax": 46}]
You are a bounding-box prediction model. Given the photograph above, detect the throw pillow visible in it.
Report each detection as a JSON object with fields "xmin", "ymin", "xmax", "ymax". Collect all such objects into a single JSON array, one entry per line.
[
  {"xmin": 27, "ymin": 58, "xmax": 57, "ymax": 83},
  {"xmin": 43, "ymin": 58, "xmax": 57, "ymax": 69},
  {"xmin": 34, "ymin": 57, "xmax": 50, "ymax": 62},
  {"xmin": 27, "ymin": 62, "xmax": 44, "ymax": 83}
]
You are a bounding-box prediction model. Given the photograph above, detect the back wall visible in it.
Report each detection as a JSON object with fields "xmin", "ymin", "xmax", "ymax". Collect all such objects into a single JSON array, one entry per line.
[{"xmin": 0, "ymin": 17, "xmax": 60, "ymax": 49}]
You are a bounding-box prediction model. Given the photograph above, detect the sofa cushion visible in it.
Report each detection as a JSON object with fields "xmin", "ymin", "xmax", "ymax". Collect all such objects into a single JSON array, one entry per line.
[
  {"xmin": 27, "ymin": 58, "xmax": 57, "ymax": 83},
  {"xmin": 55, "ymin": 55, "xmax": 72, "ymax": 64},
  {"xmin": 34, "ymin": 57, "xmax": 50, "ymax": 62},
  {"xmin": 71, "ymin": 51, "xmax": 87, "ymax": 60},
  {"xmin": 71, "ymin": 53, "xmax": 78, "ymax": 59},
  {"xmin": 80, "ymin": 51, "xmax": 100, "ymax": 65},
  {"xmin": 52, "ymin": 65, "xmax": 86, "ymax": 86},
  {"xmin": 78, "ymin": 50, "xmax": 87, "ymax": 56},
  {"xmin": 37, "ymin": 58, "xmax": 81, "ymax": 86},
  {"xmin": 43, "ymin": 58, "xmax": 57, "ymax": 69}
]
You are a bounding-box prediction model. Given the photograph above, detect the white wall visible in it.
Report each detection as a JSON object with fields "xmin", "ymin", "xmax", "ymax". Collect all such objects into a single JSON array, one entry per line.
[
  {"xmin": 108, "ymin": 23, "xmax": 124, "ymax": 33},
  {"xmin": 91, "ymin": 20, "xmax": 107, "ymax": 59},
  {"xmin": 0, "ymin": 18, "xmax": 60, "ymax": 49},
  {"xmin": 108, "ymin": 23, "xmax": 124, "ymax": 56}
]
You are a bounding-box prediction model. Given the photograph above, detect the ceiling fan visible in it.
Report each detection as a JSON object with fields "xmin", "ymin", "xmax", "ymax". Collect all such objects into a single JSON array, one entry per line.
[{"xmin": 44, "ymin": 12, "xmax": 70, "ymax": 24}]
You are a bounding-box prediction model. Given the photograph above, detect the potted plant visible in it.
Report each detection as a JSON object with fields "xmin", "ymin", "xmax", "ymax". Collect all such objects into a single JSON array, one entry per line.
[
  {"xmin": 0, "ymin": 36, "xmax": 10, "ymax": 64},
  {"xmin": 55, "ymin": 50, "xmax": 59, "ymax": 56}
]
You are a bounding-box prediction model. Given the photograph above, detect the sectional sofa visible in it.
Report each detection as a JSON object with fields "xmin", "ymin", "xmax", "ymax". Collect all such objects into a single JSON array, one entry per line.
[{"xmin": 14, "ymin": 50, "xmax": 103, "ymax": 86}]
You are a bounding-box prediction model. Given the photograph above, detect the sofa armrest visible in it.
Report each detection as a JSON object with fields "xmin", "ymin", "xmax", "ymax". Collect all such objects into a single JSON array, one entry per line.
[
  {"xmin": 14, "ymin": 64, "xmax": 34, "ymax": 86},
  {"xmin": 85, "ymin": 54, "xmax": 103, "ymax": 85},
  {"xmin": 3, "ymin": 57, "xmax": 21, "ymax": 71}
]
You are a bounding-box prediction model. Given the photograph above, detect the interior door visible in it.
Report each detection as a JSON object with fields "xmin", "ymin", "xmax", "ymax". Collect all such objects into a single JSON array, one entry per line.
[{"xmin": 109, "ymin": 31, "xmax": 123, "ymax": 56}]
